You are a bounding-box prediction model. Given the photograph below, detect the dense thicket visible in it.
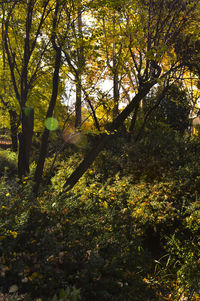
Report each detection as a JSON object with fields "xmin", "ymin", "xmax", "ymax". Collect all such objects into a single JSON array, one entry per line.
[{"xmin": 1, "ymin": 130, "xmax": 200, "ymax": 300}]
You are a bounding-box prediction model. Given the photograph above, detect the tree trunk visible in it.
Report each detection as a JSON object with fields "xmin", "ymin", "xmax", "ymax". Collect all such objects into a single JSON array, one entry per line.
[
  {"xmin": 75, "ymin": 74, "xmax": 82, "ymax": 128},
  {"xmin": 84, "ymin": 89, "xmax": 100, "ymax": 131},
  {"xmin": 75, "ymin": 5, "xmax": 84, "ymax": 129},
  {"xmin": 64, "ymin": 81, "xmax": 155, "ymax": 190},
  {"xmin": 129, "ymin": 101, "xmax": 140, "ymax": 133},
  {"xmin": 128, "ymin": 100, "xmax": 140, "ymax": 141},
  {"xmin": 9, "ymin": 109, "xmax": 19, "ymax": 152},
  {"xmin": 33, "ymin": 47, "xmax": 61, "ymax": 194},
  {"xmin": 113, "ymin": 61, "xmax": 119, "ymax": 120},
  {"xmin": 18, "ymin": 107, "xmax": 34, "ymax": 178}
]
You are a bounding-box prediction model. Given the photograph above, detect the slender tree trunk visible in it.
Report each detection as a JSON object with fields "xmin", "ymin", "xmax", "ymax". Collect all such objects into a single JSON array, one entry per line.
[
  {"xmin": 112, "ymin": 14, "xmax": 120, "ymax": 120},
  {"xmin": 75, "ymin": 74, "xmax": 82, "ymax": 128},
  {"xmin": 113, "ymin": 60, "xmax": 119, "ymax": 119},
  {"xmin": 84, "ymin": 91, "xmax": 100, "ymax": 131},
  {"xmin": 33, "ymin": 47, "xmax": 61, "ymax": 194},
  {"xmin": 9, "ymin": 109, "xmax": 19, "ymax": 152},
  {"xmin": 75, "ymin": 5, "xmax": 84, "ymax": 128},
  {"xmin": 64, "ymin": 81, "xmax": 155, "ymax": 190}
]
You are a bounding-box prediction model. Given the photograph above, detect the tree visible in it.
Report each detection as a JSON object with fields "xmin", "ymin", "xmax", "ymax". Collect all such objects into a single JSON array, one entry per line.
[
  {"xmin": 62, "ymin": 0, "xmax": 199, "ymax": 190},
  {"xmin": 1, "ymin": 0, "xmax": 54, "ymax": 177},
  {"xmin": 100, "ymin": 9, "xmax": 123, "ymax": 119},
  {"xmin": 33, "ymin": 0, "xmax": 89, "ymax": 193},
  {"xmin": 1, "ymin": 0, "xmax": 199, "ymax": 194},
  {"xmin": 59, "ymin": 0, "xmax": 85, "ymax": 129},
  {"xmin": 0, "ymin": 10, "xmax": 20, "ymax": 152},
  {"xmin": 33, "ymin": 0, "xmax": 64, "ymax": 194}
]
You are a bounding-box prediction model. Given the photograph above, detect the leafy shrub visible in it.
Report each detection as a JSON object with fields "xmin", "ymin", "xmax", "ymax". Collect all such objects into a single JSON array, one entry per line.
[
  {"xmin": 1, "ymin": 134, "xmax": 200, "ymax": 300},
  {"xmin": 0, "ymin": 149, "xmax": 17, "ymax": 177},
  {"xmin": 0, "ymin": 286, "xmax": 81, "ymax": 301},
  {"xmin": 50, "ymin": 287, "xmax": 81, "ymax": 301}
]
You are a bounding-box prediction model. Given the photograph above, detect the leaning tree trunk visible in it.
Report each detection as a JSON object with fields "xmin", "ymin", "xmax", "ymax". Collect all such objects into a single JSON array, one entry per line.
[
  {"xmin": 128, "ymin": 100, "xmax": 140, "ymax": 141},
  {"xmin": 63, "ymin": 81, "xmax": 155, "ymax": 190},
  {"xmin": 33, "ymin": 47, "xmax": 62, "ymax": 194}
]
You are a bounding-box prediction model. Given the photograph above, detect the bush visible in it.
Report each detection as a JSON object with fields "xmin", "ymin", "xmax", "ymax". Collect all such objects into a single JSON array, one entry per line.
[
  {"xmin": 0, "ymin": 149, "xmax": 17, "ymax": 177},
  {"xmin": 1, "ymin": 133, "xmax": 200, "ymax": 300}
]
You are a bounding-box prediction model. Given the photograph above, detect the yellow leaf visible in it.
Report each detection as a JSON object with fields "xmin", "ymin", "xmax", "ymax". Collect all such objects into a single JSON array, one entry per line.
[{"xmin": 102, "ymin": 201, "xmax": 108, "ymax": 209}]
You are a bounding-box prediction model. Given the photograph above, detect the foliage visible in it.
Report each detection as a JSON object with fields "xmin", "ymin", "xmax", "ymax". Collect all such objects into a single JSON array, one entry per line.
[
  {"xmin": 150, "ymin": 85, "xmax": 191, "ymax": 134},
  {"xmin": 0, "ymin": 1, "xmax": 200, "ymax": 300},
  {"xmin": 0, "ymin": 133, "xmax": 200, "ymax": 300},
  {"xmin": 0, "ymin": 149, "xmax": 17, "ymax": 177},
  {"xmin": 49, "ymin": 287, "xmax": 81, "ymax": 301},
  {"xmin": 0, "ymin": 286, "xmax": 81, "ymax": 301}
]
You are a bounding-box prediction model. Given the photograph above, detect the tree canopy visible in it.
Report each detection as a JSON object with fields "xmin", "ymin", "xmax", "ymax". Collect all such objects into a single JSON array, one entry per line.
[{"xmin": 0, "ymin": 0, "xmax": 199, "ymax": 190}]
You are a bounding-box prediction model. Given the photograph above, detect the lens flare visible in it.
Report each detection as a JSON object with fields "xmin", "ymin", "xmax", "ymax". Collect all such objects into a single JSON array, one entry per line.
[
  {"xmin": 23, "ymin": 107, "xmax": 32, "ymax": 116},
  {"xmin": 44, "ymin": 117, "xmax": 59, "ymax": 131},
  {"xmin": 62, "ymin": 126, "xmax": 87, "ymax": 147}
]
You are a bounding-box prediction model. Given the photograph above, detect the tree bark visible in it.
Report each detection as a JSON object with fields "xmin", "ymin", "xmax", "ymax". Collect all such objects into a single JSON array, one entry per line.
[
  {"xmin": 129, "ymin": 101, "xmax": 140, "ymax": 133},
  {"xmin": 75, "ymin": 74, "xmax": 82, "ymax": 128},
  {"xmin": 113, "ymin": 60, "xmax": 119, "ymax": 119},
  {"xmin": 75, "ymin": 5, "xmax": 84, "ymax": 128},
  {"xmin": 9, "ymin": 109, "xmax": 19, "ymax": 152},
  {"xmin": 128, "ymin": 100, "xmax": 140, "ymax": 141},
  {"xmin": 64, "ymin": 81, "xmax": 155, "ymax": 190},
  {"xmin": 18, "ymin": 107, "xmax": 34, "ymax": 178}
]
